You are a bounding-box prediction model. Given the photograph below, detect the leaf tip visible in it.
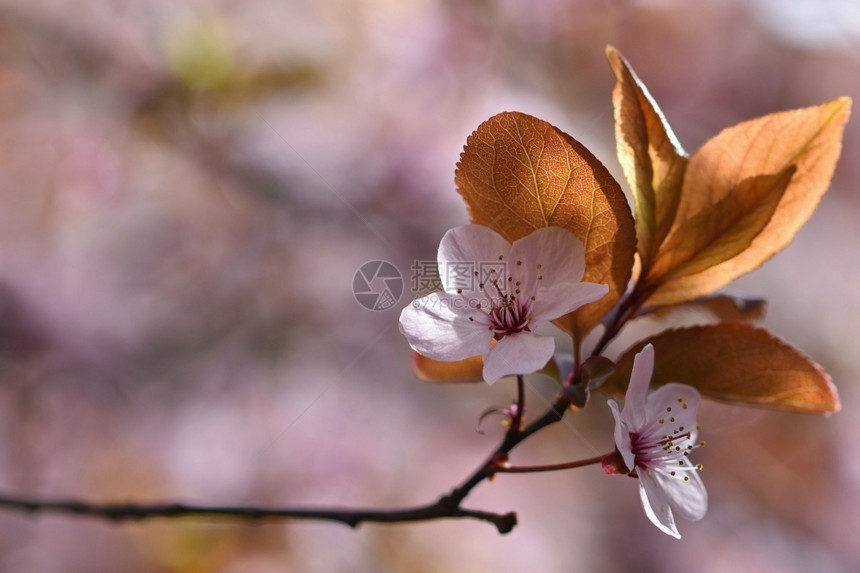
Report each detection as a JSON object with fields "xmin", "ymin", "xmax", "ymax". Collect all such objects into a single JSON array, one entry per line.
[
  {"xmin": 823, "ymin": 96, "xmax": 852, "ymax": 124},
  {"xmin": 821, "ymin": 374, "xmax": 841, "ymax": 415},
  {"xmin": 834, "ymin": 95, "xmax": 852, "ymax": 110},
  {"xmin": 605, "ymin": 45, "xmax": 627, "ymax": 76}
]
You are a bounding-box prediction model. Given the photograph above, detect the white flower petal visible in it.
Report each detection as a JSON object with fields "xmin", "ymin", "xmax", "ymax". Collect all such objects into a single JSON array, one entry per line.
[
  {"xmin": 639, "ymin": 470, "xmax": 681, "ymax": 539},
  {"xmin": 481, "ymin": 331, "xmax": 555, "ymax": 385},
  {"xmin": 624, "ymin": 344, "xmax": 655, "ymax": 429},
  {"xmin": 646, "ymin": 383, "xmax": 701, "ymax": 440},
  {"xmin": 528, "ymin": 282, "xmax": 609, "ymax": 327},
  {"xmin": 608, "ymin": 400, "xmax": 635, "ymax": 470},
  {"xmin": 507, "ymin": 227, "xmax": 587, "ymax": 296},
  {"xmin": 437, "ymin": 225, "xmax": 511, "ymax": 294},
  {"xmin": 654, "ymin": 468, "xmax": 708, "ymax": 522},
  {"xmin": 399, "ymin": 293, "xmax": 493, "ymax": 361}
]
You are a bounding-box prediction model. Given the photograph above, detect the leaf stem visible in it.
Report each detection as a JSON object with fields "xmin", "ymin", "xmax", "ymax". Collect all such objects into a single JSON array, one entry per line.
[
  {"xmin": 492, "ymin": 454, "xmax": 607, "ymax": 474},
  {"xmin": 591, "ymin": 283, "xmax": 655, "ymax": 357},
  {"xmin": 513, "ymin": 375, "xmax": 525, "ymax": 431}
]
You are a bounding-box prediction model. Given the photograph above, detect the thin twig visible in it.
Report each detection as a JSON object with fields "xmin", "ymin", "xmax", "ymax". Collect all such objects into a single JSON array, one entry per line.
[
  {"xmin": 0, "ymin": 275, "xmax": 652, "ymax": 534},
  {"xmin": 0, "ymin": 494, "xmax": 518, "ymax": 534},
  {"xmin": 445, "ymin": 393, "xmax": 571, "ymax": 507},
  {"xmin": 0, "ymin": 394, "xmax": 571, "ymax": 535}
]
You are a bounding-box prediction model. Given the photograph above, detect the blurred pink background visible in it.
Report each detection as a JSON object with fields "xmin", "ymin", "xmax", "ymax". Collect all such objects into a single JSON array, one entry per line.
[{"xmin": 0, "ymin": 0, "xmax": 858, "ymax": 571}]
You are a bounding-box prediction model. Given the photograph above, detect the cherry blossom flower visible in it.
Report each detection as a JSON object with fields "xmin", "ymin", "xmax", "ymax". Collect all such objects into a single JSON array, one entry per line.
[
  {"xmin": 607, "ymin": 344, "xmax": 707, "ymax": 538},
  {"xmin": 399, "ymin": 224, "xmax": 607, "ymax": 385}
]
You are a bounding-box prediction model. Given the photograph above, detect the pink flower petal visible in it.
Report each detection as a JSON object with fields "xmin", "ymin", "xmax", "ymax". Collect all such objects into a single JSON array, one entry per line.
[
  {"xmin": 528, "ymin": 281, "xmax": 608, "ymax": 327},
  {"xmin": 625, "ymin": 344, "xmax": 655, "ymax": 429},
  {"xmin": 608, "ymin": 400, "xmax": 635, "ymax": 470},
  {"xmin": 639, "ymin": 470, "xmax": 681, "ymax": 539},
  {"xmin": 399, "ymin": 293, "xmax": 493, "ymax": 361},
  {"xmin": 437, "ymin": 225, "xmax": 511, "ymax": 294},
  {"xmin": 646, "ymin": 383, "xmax": 701, "ymax": 441},
  {"xmin": 507, "ymin": 227, "xmax": 587, "ymax": 296},
  {"xmin": 655, "ymin": 468, "xmax": 708, "ymax": 522},
  {"xmin": 481, "ymin": 331, "xmax": 555, "ymax": 384}
]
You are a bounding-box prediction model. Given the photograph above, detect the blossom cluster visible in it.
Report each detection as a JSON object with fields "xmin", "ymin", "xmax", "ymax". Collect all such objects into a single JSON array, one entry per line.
[{"xmin": 400, "ymin": 223, "xmax": 707, "ymax": 536}]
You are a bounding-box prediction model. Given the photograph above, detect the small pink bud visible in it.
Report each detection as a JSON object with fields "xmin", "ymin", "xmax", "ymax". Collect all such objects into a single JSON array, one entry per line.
[{"xmin": 600, "ymin": 449, "xmax": 632, "ymax": 476}]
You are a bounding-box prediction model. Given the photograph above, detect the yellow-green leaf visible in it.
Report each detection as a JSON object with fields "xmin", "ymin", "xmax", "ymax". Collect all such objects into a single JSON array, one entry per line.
[
  {"xmin": 607, "ymin": 46, "xmax": 688, "ymax": 270},
  {"xmin": 603, "ymin": 324, "xmax": 839, "ymax": 414},
  {"xmin": 646, "ymin": 166, "xmax": 795, "ymax": 282},
  {"xmin": 648, "ymin": 97, "xmax": 851, "ymax": 306},
  {"xmin": 455, "ymin": 111, "xmax": 636, "ymax": 340}
]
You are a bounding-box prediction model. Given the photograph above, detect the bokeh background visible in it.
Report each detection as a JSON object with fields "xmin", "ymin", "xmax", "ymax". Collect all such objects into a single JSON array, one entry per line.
[{"xmin": 0, "ymin": 0, "xmax": 857, "ymax": 571}]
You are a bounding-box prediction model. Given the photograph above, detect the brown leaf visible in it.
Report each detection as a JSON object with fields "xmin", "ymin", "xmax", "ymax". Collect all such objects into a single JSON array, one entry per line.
[
  {"xmin": 455, "ymin": 111, "xmax": 636, "ymax": 340},
  {"xmin": 581, "ymin": 355, "xmax": 616, "ymax": 389},
  {"xmin": 643, "ymin": 294, "xmax": 767, "ymax": 323},
  {"xmin": 411, "ymin": 352, "xmax": 483, "ymax": 383},
  {"xmin": 648, "ymin": 98, "xmax": 851, "ymax": 305},
  {"xmin": 607, "ymin": 46, "xmax": 688, "ymax": 269},
  {"xmin": 602, "ymin": 324, "xmax": 839, "ymax": 414},
  {"xmin": 646, "ymin": 166, "xmax": 795, "ymax": 282}
]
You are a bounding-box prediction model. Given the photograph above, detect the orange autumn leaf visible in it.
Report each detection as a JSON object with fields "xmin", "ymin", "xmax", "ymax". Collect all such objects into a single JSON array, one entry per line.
[
  {"xmin": 411, "ymin": 352, "xmax": 483, "ymax": 383},
  {"xmin": 455, "ymin": 111, "xmax": 636, "ymax": 340},
  {"xmin": 647, "ymin": 97, "xmax": 851, "ymax": 306},
  {"xmin": 602, "ymin": 324, "xmax": 840, "ymax": 414},
  {"xmin": 607, "ymin": 46, "xmax": 687, "ymax": 271},
  {"xmin": 643, "ymin": 294, "xmax": 767, "ymax": 323},
  {"xmin": 645, "ymin": 166, "xmax": 795, "ymax": 282}
]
